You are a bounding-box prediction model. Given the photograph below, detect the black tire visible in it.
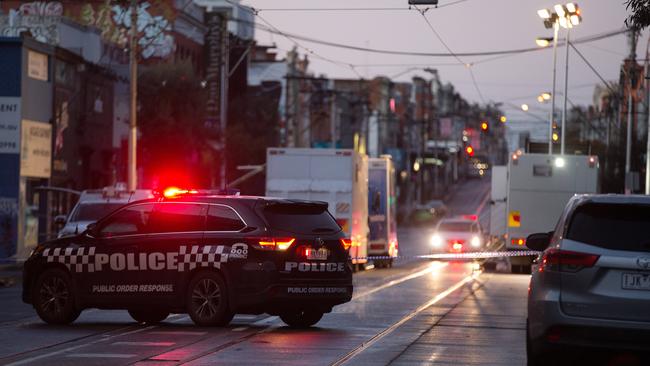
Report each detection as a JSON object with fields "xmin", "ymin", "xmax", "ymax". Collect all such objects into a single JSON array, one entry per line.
[
  {"xmin": 526, "ymin": 321, "xmax": 546, "ymax": 366},
  {"xmin": 32, "ymin": 268, "xmax": 80, "ymax": 325},
  {"xmin": 280, "ymin": 310, "xmax": 324, "ymax": 328},
  {"xmin": 128, "ymin": 309, "xmax": 169, "ymax": 324},
  {"xmin": 186, "ymin": 271, "xmax": 232, "ymax": 326}
]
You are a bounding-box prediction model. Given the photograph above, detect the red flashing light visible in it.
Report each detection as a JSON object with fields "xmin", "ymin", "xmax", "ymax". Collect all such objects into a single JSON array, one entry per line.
[
  {"xmin": 340, "ymin": 238, "xmax": 353, "ymax": 251},
  {"xmin": 162, "ymin": 187, "xmax": 198, "ymax": 198},
  {"xmin": 465, "ymin": 146, "xmax": 474, "ymax": 156},
  {"xmin": 462, "ymin": 214, "xmax": 478, "ymax": 221}
]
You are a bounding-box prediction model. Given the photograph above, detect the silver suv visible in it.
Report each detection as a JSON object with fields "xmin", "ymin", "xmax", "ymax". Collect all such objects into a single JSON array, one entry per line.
[{"xmin": 526, "ymin": 195, "xmax": 650, "ymax": 365}]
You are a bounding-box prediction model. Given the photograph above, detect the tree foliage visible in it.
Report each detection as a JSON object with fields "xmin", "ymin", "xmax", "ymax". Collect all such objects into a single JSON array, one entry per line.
[
  {"xmin": 138, "ymin": 61, "xmax": 213, "ymax": 188},
  {"xmin": 626, "ymin": 0, "xmax": 650, "ymax": 30}
]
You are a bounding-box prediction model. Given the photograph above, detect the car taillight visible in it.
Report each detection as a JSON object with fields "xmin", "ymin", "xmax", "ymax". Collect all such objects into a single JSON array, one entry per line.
[
  {"xmin": 452, "ymin": 243, "xmax": 463, "ymax": 252},
  {"xmin": 340, "ymin": 238, "xmax": 352, "ymax": 251},
  {"xmin": 256, "ymin": 237, "xmax": 295, "ymax": 251},
  {"xmin": 539, "ymin": 249, "xmax": 599, "ymax": 273}
]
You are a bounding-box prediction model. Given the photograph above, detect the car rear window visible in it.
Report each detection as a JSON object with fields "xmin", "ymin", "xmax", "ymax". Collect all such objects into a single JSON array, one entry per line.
[
  {"xmin": 566, "ymin": 203, "xmax": 650, "ymax": 252},
  {"xmin": 262, "ymin": 203, "xmax": 341, "ymax": 235},
  {"xmin": 438, "ymin": 222, "xmax": 473, "ymax": 232}
]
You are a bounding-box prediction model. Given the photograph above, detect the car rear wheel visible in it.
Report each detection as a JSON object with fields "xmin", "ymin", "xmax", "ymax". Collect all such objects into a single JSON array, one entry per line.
[
  {"xmin": 187, "ymin": 272, "xmax": 232, "ymax": 326},
  {"xmin": 33, "ymin": 268, "xmax": 80, "ymax": 325},
  {"xmin": 280, "ymin": 310, "xmax": 324, "ymax": 328},
  {"xmin": 128, "ymin": 309, "xmax": 169, "ymax": 324}
]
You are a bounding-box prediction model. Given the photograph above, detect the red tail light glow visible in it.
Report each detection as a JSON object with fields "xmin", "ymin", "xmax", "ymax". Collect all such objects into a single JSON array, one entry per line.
[
  {"xmin": 452, "ymin": 243, "xmax": 463, "ymax": 252},
  {"xmin": 257, "ymin": 237, "xmax": 295, "ymax": 251},
  {"xmin": 539, "ymin": 249, "xmax": 600, "ymax": 273},
  {"xmin": 340, "ymin": 238, "xmax": 352, "ymax": 251}
]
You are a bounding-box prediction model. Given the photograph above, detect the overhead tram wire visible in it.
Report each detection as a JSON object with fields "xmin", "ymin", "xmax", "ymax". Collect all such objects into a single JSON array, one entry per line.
[
  {"xmin": 569, "ymin": 43, "xmax": 619, "ymax": 96},
  {"xmin": 252, "ymin": 0, "xmax": 472, "ymax": 12},
  {"xmin": 225, "ymin": 0, "xmax": 363, "ymax": 78},
  {"xmin": 411, "ymin": 4, "xmax": 486, "ymax": 104},
  {"xmin": 229, "ymin": 16, "xmax": 629, "ymax": 59}
]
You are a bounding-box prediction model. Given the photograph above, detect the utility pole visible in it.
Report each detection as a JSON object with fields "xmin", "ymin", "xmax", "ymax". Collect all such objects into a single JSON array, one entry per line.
[
  {"xmin": 560, "ymin": 27, "xmax": 570, "ymax": 155},
  {"xmin": 645, "ymin": 37, "xmax": 650, "ymax": 195},
  {"xmin": 625, "ymin": 29, "xmax": 638, "ymax": 195},
  {"xmin": 127, "ymin": 0, "xmax": 138, "ymax": 191},
  {"xmin": 330, "ymin": 82, "xmax": 337, "ymax": 149},
  {"xmin": 549, "ymin": 22, "xmax": 559, "ymax": 155}
]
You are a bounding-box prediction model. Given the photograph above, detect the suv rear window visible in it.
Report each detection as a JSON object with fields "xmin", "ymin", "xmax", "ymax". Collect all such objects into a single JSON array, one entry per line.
[
  {"xmin": 566, "ymin": 203, "xmax": 650, "ymax": 252},
  {"xmin": 262, "ymin": 203, "xmax": 341, "ymax": 235}
]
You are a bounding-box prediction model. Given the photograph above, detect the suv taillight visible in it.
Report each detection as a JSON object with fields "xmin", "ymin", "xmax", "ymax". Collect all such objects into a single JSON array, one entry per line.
[
  {"xmin": 539, "ymin": 249, "xmax": 600, "ymax": 273},
  {"xmin": 340, "ymin": 238, "xmax": 352, "ymax": 251},
  {"xmin": 255, "ymin": 237, "xmax": 295, "ymax": 251}
]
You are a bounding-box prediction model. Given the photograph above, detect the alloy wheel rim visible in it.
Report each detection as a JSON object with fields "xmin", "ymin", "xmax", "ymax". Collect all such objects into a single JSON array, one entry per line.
[
  {"xmin": 192, "ymin": 278, "xmax": 221, "ymax": 319},
  {"xmin": 39, "ymin": 276, "xmax": 69, "ymax": 315}
]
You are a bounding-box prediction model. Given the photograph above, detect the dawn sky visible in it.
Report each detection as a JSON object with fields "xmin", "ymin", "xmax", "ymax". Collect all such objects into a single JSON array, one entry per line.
[{"xmin": 241, "ymin": 0, "xmax": 646, "ymax": 124}]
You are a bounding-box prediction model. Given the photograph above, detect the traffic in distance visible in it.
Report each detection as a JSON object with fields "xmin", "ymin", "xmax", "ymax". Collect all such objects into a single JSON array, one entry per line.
[{"xmin": 1, "ymin": 0, "xmax": 648, "ymax": 365}]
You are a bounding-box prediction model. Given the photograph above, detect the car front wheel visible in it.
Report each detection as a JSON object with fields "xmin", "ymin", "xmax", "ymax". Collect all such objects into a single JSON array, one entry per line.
[
  {"xmin": 280, "ymin": 310, "xmax": 324, "ymax": 328},
  {"xmin": 186, "ymin": 272, "xmax": 233, "ymax": 326},
  {"xmin": 33, "ymin": 268, "xmax": 80, "ymax": 325}
]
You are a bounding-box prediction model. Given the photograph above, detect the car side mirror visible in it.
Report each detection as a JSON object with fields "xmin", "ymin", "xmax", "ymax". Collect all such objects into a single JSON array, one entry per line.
[
  {"xmin": 54, "ymin": 215, "xmax": 67, "ymax": 226},
  {"xmin": 526, "ymin": 232, "xmax": 551, "ymax": 251},
  {"xmin": 85, "ymin": 222, "xmax": 98, "ymax": 237}
]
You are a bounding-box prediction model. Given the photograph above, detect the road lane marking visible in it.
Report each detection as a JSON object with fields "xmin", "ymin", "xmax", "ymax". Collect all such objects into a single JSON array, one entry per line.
[
  {"xmin": 148, "ymin": 331, "xmax": 207, "ymax": 336},
  {"xmin": 331, "ymin": 271, "xmax": 480, "ymax": 366},
  {"xmin": 66, "ymin": 353, "xmax": 136, "ymax": 358},
  {"xmin": 232, "ymin": 327, "xmax": 249, "ymax": 332},
  {"xmin": 4, "ymin": 326, "xmax": 155, "ymax": 366},
  {"xmin": 112, "ymin": 341, "xmax": 175, "ymax": 346},
  {"xmin": 352, "ymin": 262, "xmax": 449, "ymax": 300}
]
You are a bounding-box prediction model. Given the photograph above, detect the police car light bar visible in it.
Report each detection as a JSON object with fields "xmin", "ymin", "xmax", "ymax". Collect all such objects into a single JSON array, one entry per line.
[{"xmin": 159, "ymin": 187, "xmax": 241, "ymax": 199}]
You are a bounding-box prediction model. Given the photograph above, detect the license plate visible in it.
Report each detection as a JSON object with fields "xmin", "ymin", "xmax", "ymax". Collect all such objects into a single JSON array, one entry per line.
[
  {"xmin": 622, "ymin": 273, "xmax": 650, "ymax": 290},
  {"xmin": 306, "ymin": 248, "xmax": 329, "ymax": 260}
]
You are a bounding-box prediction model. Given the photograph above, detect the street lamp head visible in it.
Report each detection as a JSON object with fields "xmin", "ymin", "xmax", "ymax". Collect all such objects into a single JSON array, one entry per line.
[
  {"xmin": 558, "ymin": 16, "xmax": 569, "ymax": 29},
  {"xmin": 570, "ymin": 14, "xmax": 581, "ymax": 26},
  {"xmin": 541, "ymin": 92, "xmax": 551, "ymax": 100},
  {"xmin": 537, "ymin": 8, "xmax": 551, "ymax": 19},
  {"xmin": 535, "ymin": 37, "xmax": 554, "ymax": 47},
  {"xmin": 537, "ymin": 95, "xmax": 545, "ymax": 103},
  {"xmin": 521, "ymin": 104, "xmax": 529, "ymax": 111},
  {"xmin": 554, "ymin": 4, "xmax": 566, "ymax": 17},
  {"xmin": 565, "ymin": 2, "xmax": 577, "ymax": 13}
]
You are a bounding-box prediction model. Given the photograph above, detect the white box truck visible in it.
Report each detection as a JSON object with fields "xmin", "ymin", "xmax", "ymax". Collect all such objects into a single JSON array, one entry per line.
[
  {"xmin": 503, "ymin": 153, "xmax": 599, "ymax": 271},
  {"xmin": 368, "ymin": 156, "xmax": 398, "ymax": 268},
  {"xmin": 266, "ymin": 148, "xmax": 369, "ymax": 270}
]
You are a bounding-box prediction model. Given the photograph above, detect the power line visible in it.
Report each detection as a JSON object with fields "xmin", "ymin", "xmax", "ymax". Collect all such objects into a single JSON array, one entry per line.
[
  {"xmin": 252, "ymin": 0, "xmax": 471, "ymax": 12},
  {"xmin": 412, "ymin": 4, "xmax": 486, "ymax": 104},
  {"xmin": 569, "ymin": 42, "xmax": 619, "ymax": 97},
  {"xmin": 229, "ymin": 16, "xmax": 629, "ymax": 58}
]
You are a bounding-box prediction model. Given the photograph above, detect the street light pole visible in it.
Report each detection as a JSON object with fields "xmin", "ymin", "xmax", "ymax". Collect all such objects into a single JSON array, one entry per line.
[
  {"xmin": 127, "ymin": 0, "xmax": 138, "ymax": 191},
  {"xmin": 560, "ymin": 27, "xmax": 570, "ymax": 155},
  {"xmin": 548, "ymin": 23, "xmax": 559, "ymax": 154}
]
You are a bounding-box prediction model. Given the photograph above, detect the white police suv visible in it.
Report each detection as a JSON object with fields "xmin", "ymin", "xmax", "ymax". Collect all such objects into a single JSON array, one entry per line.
[{"xmin": 23, "ymin": 191, "xmax": 353, "ymax": 328}]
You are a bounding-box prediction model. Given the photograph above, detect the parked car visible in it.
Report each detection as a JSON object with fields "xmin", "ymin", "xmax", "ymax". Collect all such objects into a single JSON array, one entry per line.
[{"xmin": 526, "ymin": 195, "xmax": 650, "ymax": 365}]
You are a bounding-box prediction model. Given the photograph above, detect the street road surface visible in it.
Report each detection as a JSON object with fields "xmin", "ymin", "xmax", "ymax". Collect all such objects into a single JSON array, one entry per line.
[{"xmin": 0, "ymin": 179, "xmax": 642, "ymax": 366}]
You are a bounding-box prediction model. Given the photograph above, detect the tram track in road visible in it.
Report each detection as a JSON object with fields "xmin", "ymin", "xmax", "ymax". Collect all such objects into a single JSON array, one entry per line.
[
  {"xmin": 331, "ymin": 271, "xmax": 484, "ymax": 366},
  {"xmin": 133, "ymin": 261, "xmax": 457, "ymax": 365}
]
